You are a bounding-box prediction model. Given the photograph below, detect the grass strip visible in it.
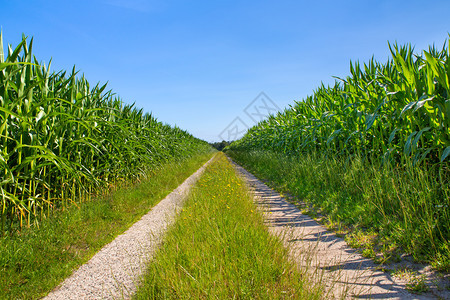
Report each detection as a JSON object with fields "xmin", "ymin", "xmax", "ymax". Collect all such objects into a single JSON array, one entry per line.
[
  {"xmin": 134, "ymin": 152, "xmax": 323, "ymax": 299},
  {"xmin": 226, "ymin": 150, "xmax": 450, "ymax": 272},
  {"xmin": 0, "ymin": 152, "xmax": 214, "ymax": 299}
]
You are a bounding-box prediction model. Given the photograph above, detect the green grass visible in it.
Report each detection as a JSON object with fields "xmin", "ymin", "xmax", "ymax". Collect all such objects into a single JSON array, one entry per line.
[
  {"xmin": 391, "ymin": 268, "xmax": 430, "ymax": 294},
  {"xmin": 0, "ymin": 151, "xmax": 214, "ymax": 300},
  {"xmin": 226, "ymin": 150, "xmax": 450, "ymax": 272},
  {"xmin": 134, "ymin": 153, "xmax": 323, "ymax": 299}
]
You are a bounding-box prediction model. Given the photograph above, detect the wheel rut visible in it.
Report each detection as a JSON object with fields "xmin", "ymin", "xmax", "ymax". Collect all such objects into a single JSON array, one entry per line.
[
  {"xmin": 231, "ymin": 159, "xmax": 441, "ymax": 299},
  {"xmin": 44, "ymin": 156, "xmax": 215, "ymax": 300}
]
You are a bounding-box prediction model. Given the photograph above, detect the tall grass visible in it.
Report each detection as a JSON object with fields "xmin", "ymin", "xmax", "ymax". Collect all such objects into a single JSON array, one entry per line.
[
  {"xmin": 227, "ymin": 38, "xmax": 450, "ymax": 270},
  {"xmin": 0, "ymin": 33, "xmax": 211, "ymax": 234},
  {"xmin": 226, "ymin": 150, "xmax": 449, "ymax": 271}
]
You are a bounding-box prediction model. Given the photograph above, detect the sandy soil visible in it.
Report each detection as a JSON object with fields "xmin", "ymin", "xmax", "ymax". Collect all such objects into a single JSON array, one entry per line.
[
  {"xmin": 43, "ymin": 156, "xmax": 214, "ymax": 300},
  {"xmin": 41, "ymin": 154, "xmax": 448, "ymax": 299},
  {"xmin": 231, "ymin": 159, "xmax": 448, "ymax": 299}
]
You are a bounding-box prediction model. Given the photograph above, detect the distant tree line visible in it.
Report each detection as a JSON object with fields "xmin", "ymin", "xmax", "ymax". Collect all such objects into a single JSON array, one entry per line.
[{"xmin": 210, "ymin": 140, "xmax": 232, "ymax": 151}]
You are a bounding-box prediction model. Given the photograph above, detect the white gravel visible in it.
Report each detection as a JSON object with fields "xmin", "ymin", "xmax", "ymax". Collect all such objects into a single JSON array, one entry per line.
[
  {"xmin": 44, "ymin": 156, "xmax": 214, "ymax": 300},
  {"xmin": 230, "ymin": 159, "xmax": 441, "ymax": 299}
]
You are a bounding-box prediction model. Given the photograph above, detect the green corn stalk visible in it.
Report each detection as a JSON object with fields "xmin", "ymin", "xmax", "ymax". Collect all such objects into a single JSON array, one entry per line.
[
  {"xmin": 0, "ymin": 33, "xmax": 211, "ymax": 234},
  {"xmin": 232, "ymin": 37, "xmax": 450, "ymax": 167}
]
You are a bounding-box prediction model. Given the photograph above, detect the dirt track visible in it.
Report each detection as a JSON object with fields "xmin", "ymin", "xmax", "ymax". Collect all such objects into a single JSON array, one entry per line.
[
  {"xmin": 44, "ymin": 157, "xmax": 214, "ymax": 300},
  {"xmin": 42, "ymin": 154, "xmax": 447, "ymax": 299},
  {"xmin": 231, "ymin": 159, "xmax": 445, "ymax": 299}
]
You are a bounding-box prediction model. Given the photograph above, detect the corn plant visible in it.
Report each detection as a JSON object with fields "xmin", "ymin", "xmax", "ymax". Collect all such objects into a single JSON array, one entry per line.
[
  {"xmin": 231, "ymin": 38, "xmax": 450, "ymax": 166},
  {"xmin": 0, "ymin": 33, "xmax": 211, "ymax": 234},
  {"xmin": 228, "ymin": 38, "xmax": 450, "ymax": 263}
]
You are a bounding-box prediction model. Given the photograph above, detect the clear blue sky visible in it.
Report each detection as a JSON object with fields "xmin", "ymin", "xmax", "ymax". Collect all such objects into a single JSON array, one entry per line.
[{"xmin": 1, "ymin": 0, "xmax": 450, "ymax": 142}]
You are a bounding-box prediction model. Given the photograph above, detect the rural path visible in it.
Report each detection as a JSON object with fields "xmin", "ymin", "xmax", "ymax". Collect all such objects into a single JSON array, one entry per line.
[
  {"xmin": 44, "ymin": 156, "xmax": 215, "ymax": 300},
  {"xmin": 230, "ymin": 159, "xmax": 443, "ymax": 299}
]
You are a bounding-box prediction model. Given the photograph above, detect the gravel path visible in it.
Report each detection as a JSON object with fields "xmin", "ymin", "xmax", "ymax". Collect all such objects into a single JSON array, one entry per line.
[
  {"xmin": 231, "ymin": 160, "xmax": 441, "ymax": 299},
  {"xmin": 44, "ymin": 156, "xmax": 214, "ymax": 300}
]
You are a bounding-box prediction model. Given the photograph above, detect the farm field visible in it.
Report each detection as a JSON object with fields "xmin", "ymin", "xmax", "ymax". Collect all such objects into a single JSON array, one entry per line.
[
  {"xmin": 0, "ymin": 152, "xmax": 214, "ymax": 299},
  {"xmin": 0, "ymin": 34, "xmax": 215, "ymax": 298},
  {"xmin": 226, "ymin": 150, "xmax": 449, "ymax": 294},
  {"xmin": 0, "ymin": 33, "xmax": 212, "ymax": 235},
  {"xmin": 226, "ymin": 39, "xmax": 450, "ymax": 272},
  {"xmin": 1, "ymin": 30, "xmax": 449, "ymax": 299}
]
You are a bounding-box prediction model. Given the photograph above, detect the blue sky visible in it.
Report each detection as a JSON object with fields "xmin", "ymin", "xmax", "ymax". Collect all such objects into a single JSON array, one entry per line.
[{"xmin": 1, "ymin": 0, "xmax": 450, "ymax": 142}]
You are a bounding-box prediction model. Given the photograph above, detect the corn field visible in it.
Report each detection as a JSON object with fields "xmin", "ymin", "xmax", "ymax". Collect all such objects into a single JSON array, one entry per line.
[
  {"xmin": 231, "ymin": 40, "xmax": 450, "ymax": 168},
  {"xmin": 228, "ymin": 38, "xmax": 450, "ymax": 266},
  {"xmin": 0, "ymin": 34, "xmax": 210, "ymax": 233}
]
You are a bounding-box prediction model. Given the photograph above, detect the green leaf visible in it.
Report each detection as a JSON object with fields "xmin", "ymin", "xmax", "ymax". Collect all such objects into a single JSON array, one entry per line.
[
  {"xmin": 419, "ymin": 148, "xmax": 433, "ymax": 163},
  {"xmin": 388, "ymin": 128, "xmax": 400, "ymax": 145},
  {"xmin": 424, "ymin": 50, "xmax": 438, "ymax": 75},
  {"xmin": 400, "ymin": 101, "xmax": 416, "ymax": 117},
  {"xmin": 397, "ymin": 53, "xmax": 415, "ymax": 87},
  {"xmin": 441, "ymin": 146, "xmax": 450, "ymax": 162},
  {"xmin": 0, "ymin": 61, "xmax": 37, "ymax": 71},
  {"xmin": 404, "ymin": 131, "xmax": 417, "ymax": 156},
  {"xmin": 0, "ymin": 62, "xmax": 18, "ymax": 71},
  {"xmin": 412, "ymin": 127, "xmax": 431, "ymax": 150},
  {"xmin": 414, "ymin": 96, "xmax": 434, "ymax": 112},
  {"xmin": 365, "ymin": 113, "xmax": 378, "ymax": 131},
  {"xmin": 327, "ymin": 129, "xmax": 342, "ymax": 145}
]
